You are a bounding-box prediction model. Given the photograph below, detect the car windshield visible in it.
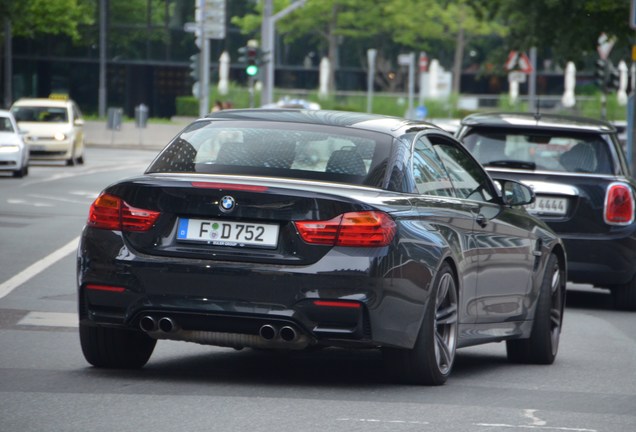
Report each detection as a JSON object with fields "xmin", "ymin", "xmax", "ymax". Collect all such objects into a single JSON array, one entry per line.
[
  {"xmin": 462, "ymin": 129, "xmax": 614, "ymax": 174},
  {"xmin": 146, "ymin": 120, "xmax": 392, "ymax": 188},
  {"xmin": 11, "ymin": 106, "xmax": 68, "ymax": 123}
]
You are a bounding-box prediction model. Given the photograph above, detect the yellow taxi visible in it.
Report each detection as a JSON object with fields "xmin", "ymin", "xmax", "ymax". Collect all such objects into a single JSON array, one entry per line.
[{"xmin": 10, "ymin": 95, "xmax": 85, "ymax": 165}]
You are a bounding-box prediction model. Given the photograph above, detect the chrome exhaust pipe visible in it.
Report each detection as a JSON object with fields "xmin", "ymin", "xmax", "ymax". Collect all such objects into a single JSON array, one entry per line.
[
  {"xmin": 139, "ymin": 315, "xmax": 157, "ymax": 332},
  {"xmin": 158, "ymin": 317, "xmax": 177, "ymax": 333},
  {"xmin": 280, "ymin": 326, "xmax": 297, "ymax": 342},
  {"xmin": 259, "ymin": 324, "xmax": 277, "ymax": 340}
]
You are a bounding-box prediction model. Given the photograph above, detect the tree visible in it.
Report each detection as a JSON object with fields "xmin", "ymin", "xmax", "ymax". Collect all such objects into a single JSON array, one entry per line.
[
  {"xmin": 383, "ymin": 0, "xmax": 507, "ymax": 94},
  {"xmin": 493, "ymin": 0, "xmax": 632, "ymax": 66},
  {"xmin": 233, "ymin": 0, "xmax": 387, "ymax": 94},
  {"xmin": 0, "ymin": 0, "xmax": 94, "ymax": 41}
]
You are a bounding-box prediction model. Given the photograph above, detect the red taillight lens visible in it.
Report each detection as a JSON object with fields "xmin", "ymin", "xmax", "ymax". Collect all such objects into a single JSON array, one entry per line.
[
  {"xmin": 88, "ymin": 193, "xmax": 160, "ymax": 232},
  {"xmin": 191, "ymin": 182, "xmax": 269, "ymax": 192},
  {"xmin": 85, "ymin": 284, "xmax": 126, "ymax": 293},
  {"xmin": 604, "ymin": 183, "xmax": 634, "ymax": 225},
  {"xmin": 295, "ymin": 211, "xmax": 396, "ymax": 247},
  {"xmin": 313, "ymin": 300, "xmax": 361, "ymax": 309}
]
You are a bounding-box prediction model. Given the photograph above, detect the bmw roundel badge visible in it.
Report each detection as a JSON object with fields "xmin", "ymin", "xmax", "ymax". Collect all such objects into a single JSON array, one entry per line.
[{"xmin": 219, "ymin": 195, "xmax": 236, "ymax": 212}]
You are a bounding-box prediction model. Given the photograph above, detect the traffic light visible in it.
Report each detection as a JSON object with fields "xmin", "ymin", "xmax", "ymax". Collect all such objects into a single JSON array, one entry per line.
[
  {"xmin": 607, "ymin": 64, "xmax": 620, "ymax": 91},
  {"xmin": 594, "ymin": 58, "xmax": 607, "ymax": 89},
  {"xmin": 189, "ymin": 53, "xmax": 200, "ymax": 81},
  {"xmin": 238, "ymin": 43, "xmax": 260, "ymax": 77},
  {"xmin": 245, "ymin": 46, "xmax": 259, "ymax": 76}
]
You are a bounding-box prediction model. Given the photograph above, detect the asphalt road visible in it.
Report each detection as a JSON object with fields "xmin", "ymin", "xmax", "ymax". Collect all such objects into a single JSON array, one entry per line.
[{"xmin": 1, "ymin": 148, "xmax": 635, "ymax": 432}]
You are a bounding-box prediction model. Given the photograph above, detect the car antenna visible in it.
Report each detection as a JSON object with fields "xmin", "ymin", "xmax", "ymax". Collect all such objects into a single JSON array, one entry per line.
[{"xmin": 533, "ymin": 97, "xmax": 541, "ymax": 122}]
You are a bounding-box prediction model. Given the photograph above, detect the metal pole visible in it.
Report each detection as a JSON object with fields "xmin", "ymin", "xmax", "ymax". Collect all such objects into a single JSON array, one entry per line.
[
  {"xmin": 98, "ymin": 0, "xmax": 107, "ymax": 117},
  {"xmin": 198, "ymin": 0, "xmax": 209, "ymax": 117},
  {"xmin": 408, "ymin": 53, "xmax": 415, "ymax": 118},
  {"xmin": 528, "ymin": 47, "xmax": 537, "ymax": 112},
  {"xmin": 3, "ymin": 18, "xmax": 12, "ymax": 108},
  {"xmin": 261, "ymin": 0, "xmax": 306, "ymax": 106},
  {"xmin": 366, "ymin": 49, "xmax": 377, "ymax": 113},
  {"xmin": 261, "ymin": 0, "xmax": 273, "ymax": 106}
]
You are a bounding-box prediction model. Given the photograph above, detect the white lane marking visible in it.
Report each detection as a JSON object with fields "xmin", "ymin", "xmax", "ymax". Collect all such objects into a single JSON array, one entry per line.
[
  {"xmin": 0, "ymin": 236, "xmax": 79, "ymax": 299},
  {"xmin": 7, "ymin": 198, "xmax": 54, "ymax": 207},
  {"xmin": 337, "ymin": 418, "xmax": 430, "ymax": 425},
  {"xmin": 28, "ymin": 193, "xmax": 93, "ymax": 205},
  {"xmin": 19, "ymin": 163, "xmax": 147, "ymax": 188},
  {"xmin": 474, "ymin": 423, "xmax": 596, "ymax": 432},
  {"xmin": 18, "ymin": 311, "xmax": 78, "ymax": 328},
  {"xmin": 524, "ymin": 409, "xmax": 547, "ymax": 426},
  {"xmin": 69, "ymin": 190, "xmax": 99, "ymax": 198}
]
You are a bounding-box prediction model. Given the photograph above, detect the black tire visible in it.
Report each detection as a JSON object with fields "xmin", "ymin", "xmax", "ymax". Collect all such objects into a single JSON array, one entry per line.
[
  {"xmin": 610, "ymin": 278, "xmax": 636, "ymax": 311},
  {"xmin": 80, "ymin": 323, "xmax": 156, "ymax": 369},
  {"xmin": 12, "ymin": 168, "xmax": 23, "ymax": 178},
  {"xmin": 77, "ymin": 154, "xmax": 85, "ymax": 165},
  {"xmin": 507, "ymin": 253, "xmax": 563, "ymax": 364},
  {"xmin": 66, "ymin": 157, "xmax": 76, "ymax": 166},
  {"xmin": 383, "ymin": 263, "xmax": 458, "ymax": 385}
]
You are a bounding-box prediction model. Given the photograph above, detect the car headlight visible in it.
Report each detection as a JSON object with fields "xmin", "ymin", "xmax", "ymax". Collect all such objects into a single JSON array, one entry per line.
[
  {"xmin": 54, "ymin": 132, "xmax": 67, "ymax": 141},
  {"xmin": 0, "ymin": 145, "xmax": 20, "ymax": 153}
]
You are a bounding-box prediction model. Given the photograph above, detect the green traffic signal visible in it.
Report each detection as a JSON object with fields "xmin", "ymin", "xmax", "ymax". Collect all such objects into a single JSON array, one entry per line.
[{"xmin": 246, "ymin": 64, "xmax": 259, "ymax": 76}]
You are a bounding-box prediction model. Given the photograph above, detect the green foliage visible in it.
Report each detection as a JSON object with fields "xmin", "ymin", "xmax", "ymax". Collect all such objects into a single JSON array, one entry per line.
[
  {"xmin": 0, "ymin": 0, "xmax": 94, "ymax": 41},
  {"xmin": 493, "ymin": 0, "xmax": 631, "ymax": 65}
]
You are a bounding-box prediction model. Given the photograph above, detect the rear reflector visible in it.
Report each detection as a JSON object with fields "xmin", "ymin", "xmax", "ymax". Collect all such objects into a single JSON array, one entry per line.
[
  {"xmin": 295, "ymin": 211, "xmax": 396, "ymax": 247},
  {"xmin": 88, "ymin": 193, "xmax": 160, "ymax": 232},
  {"xmin": 604, "ymin": 183, "xmax": 635, "ymax": 225},
  {"xmin": 313, "ymin": 300, "xmax": 361, "ymax": 309},
  {"xmin": 85, "ymin": 284, "xmax": 126, "ymax": 293},
  {"xmin": 192, "ymin": 182, "xmax": 269, "ymax": 192}
]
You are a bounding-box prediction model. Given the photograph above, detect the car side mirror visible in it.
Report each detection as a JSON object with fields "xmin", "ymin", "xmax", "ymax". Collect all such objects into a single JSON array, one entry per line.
[
  {"xmin": 495, "ymin": 179, "xmax": 535, "ymax": 206},
  {"xmin": 74, "ymin": 118, "xmax": 84, "ymax": 126}
]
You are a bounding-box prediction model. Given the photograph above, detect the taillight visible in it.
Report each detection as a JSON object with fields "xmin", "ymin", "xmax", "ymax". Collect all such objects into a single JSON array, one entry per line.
[
  {"xmin": 295, "ymin": 211, "xmax": 396, "ymax": 247},
  {"xmin": 88, "ymin": 193, "xmax": 160, "ymax": 232},
  {"xmin": 604, "ymin": 183, "xmax": 635, "ymax": 225}
]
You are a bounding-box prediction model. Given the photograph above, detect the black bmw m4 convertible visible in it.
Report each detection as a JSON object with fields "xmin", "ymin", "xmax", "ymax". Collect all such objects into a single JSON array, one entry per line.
[{"xmin": 78, "ymin": 109, "xmax": 566, "ymax": 385}]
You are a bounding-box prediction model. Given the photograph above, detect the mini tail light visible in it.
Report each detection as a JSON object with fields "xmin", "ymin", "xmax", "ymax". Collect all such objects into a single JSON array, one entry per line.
[
  {"xmin": 88, "ymin": 193, "xmax": 160, "ymax": 232},
  {"xmin": 294, "ymin": 211, "xmax": 396, "ymax": 247},
  {"xmin": 604, "ymin": 183, "xmax": 635, "ymax": 225}
]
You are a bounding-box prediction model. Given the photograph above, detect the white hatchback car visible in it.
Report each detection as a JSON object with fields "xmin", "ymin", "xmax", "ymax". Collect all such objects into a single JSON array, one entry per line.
[
  {"xmin": 0, "ymin": 109, "xmax": 29, "ymax": 177},
  {"xmin": 11, "ymin": 97, "xmax": 85, "ymax": 166}
]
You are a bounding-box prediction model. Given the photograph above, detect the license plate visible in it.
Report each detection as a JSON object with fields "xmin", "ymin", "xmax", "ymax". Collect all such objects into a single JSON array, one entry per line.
[
  {"xmin": 177, "ymin": 218, "xmax": 279, "ymax": 248},
  {"xmin": 525, "ymin": 196, "xmax": 568, "ymax": 215}
]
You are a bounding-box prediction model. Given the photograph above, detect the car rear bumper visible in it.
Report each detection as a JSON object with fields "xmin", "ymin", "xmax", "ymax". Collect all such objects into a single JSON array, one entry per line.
[
  {"xmin": 562, "ymin": 232, "xmax": 636, "ymax": 286},
  {"xmin": 77, "ymin": 229, "xmax": 432, "ymax": 350}
]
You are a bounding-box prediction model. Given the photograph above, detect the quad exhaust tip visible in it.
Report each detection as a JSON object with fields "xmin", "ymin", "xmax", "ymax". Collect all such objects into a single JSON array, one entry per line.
[
  {"xmin": 139, "ymin": 315, "xmax": 157, "ymax": 332},
  {"xmin": 280, "ymin": 326, "xmax": 297, "ymax": 342},
  {"xmin": 142, "ymin": 317, "xmax": 299, "ymax": 343},
  {"xmin": 259, "ymin": 324, "xmax": 277, "ymax": 340},
  {"xmin": 158, "ymin": 317, "xmax": 177, "ymax": 333},
  {"xmin": 258, "ymin": 324, "xmax": 298, "ymax": 342}
]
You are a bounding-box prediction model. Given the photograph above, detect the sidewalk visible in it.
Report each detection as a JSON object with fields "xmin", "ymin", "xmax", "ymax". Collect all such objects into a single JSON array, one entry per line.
[{"xmin": 84, "ymin": 118, "xmax": 195, "ymax": 150}]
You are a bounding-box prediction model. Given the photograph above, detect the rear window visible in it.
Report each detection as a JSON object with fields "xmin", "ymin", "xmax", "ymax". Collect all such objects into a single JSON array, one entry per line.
[
  {"xmin": 146, "ymin": 120, "xmax": 392, "ymax": 187},
  {"xmin": 462, "ymin": 129, "xmax": 614, "ymax": 174}
]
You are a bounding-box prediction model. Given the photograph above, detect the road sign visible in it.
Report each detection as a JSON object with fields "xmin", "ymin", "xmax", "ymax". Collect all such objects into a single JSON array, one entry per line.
[
  {"xmin": 398, "ymin": 53, "xmax": 414, "ymax": 66},
  {"xmin": 508, "ymin": 71, "xmax": 527, "ymax": 83},
  {"xmin": 419, "ymin": 52, "xmax": 428, "ymax": 73},
  {"xmin": 597, "ymin": 33, "xmax": 615, "ymax": 60},
  {"xmin": 505, "ymin": 51, "xmax": 533, "ymax": 74}
]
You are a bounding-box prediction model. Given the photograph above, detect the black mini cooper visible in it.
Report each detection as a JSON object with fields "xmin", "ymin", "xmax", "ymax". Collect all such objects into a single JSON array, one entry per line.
[{"xmin": 458, "ymin": 112, "xmax": 636, "ymax": 310}]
